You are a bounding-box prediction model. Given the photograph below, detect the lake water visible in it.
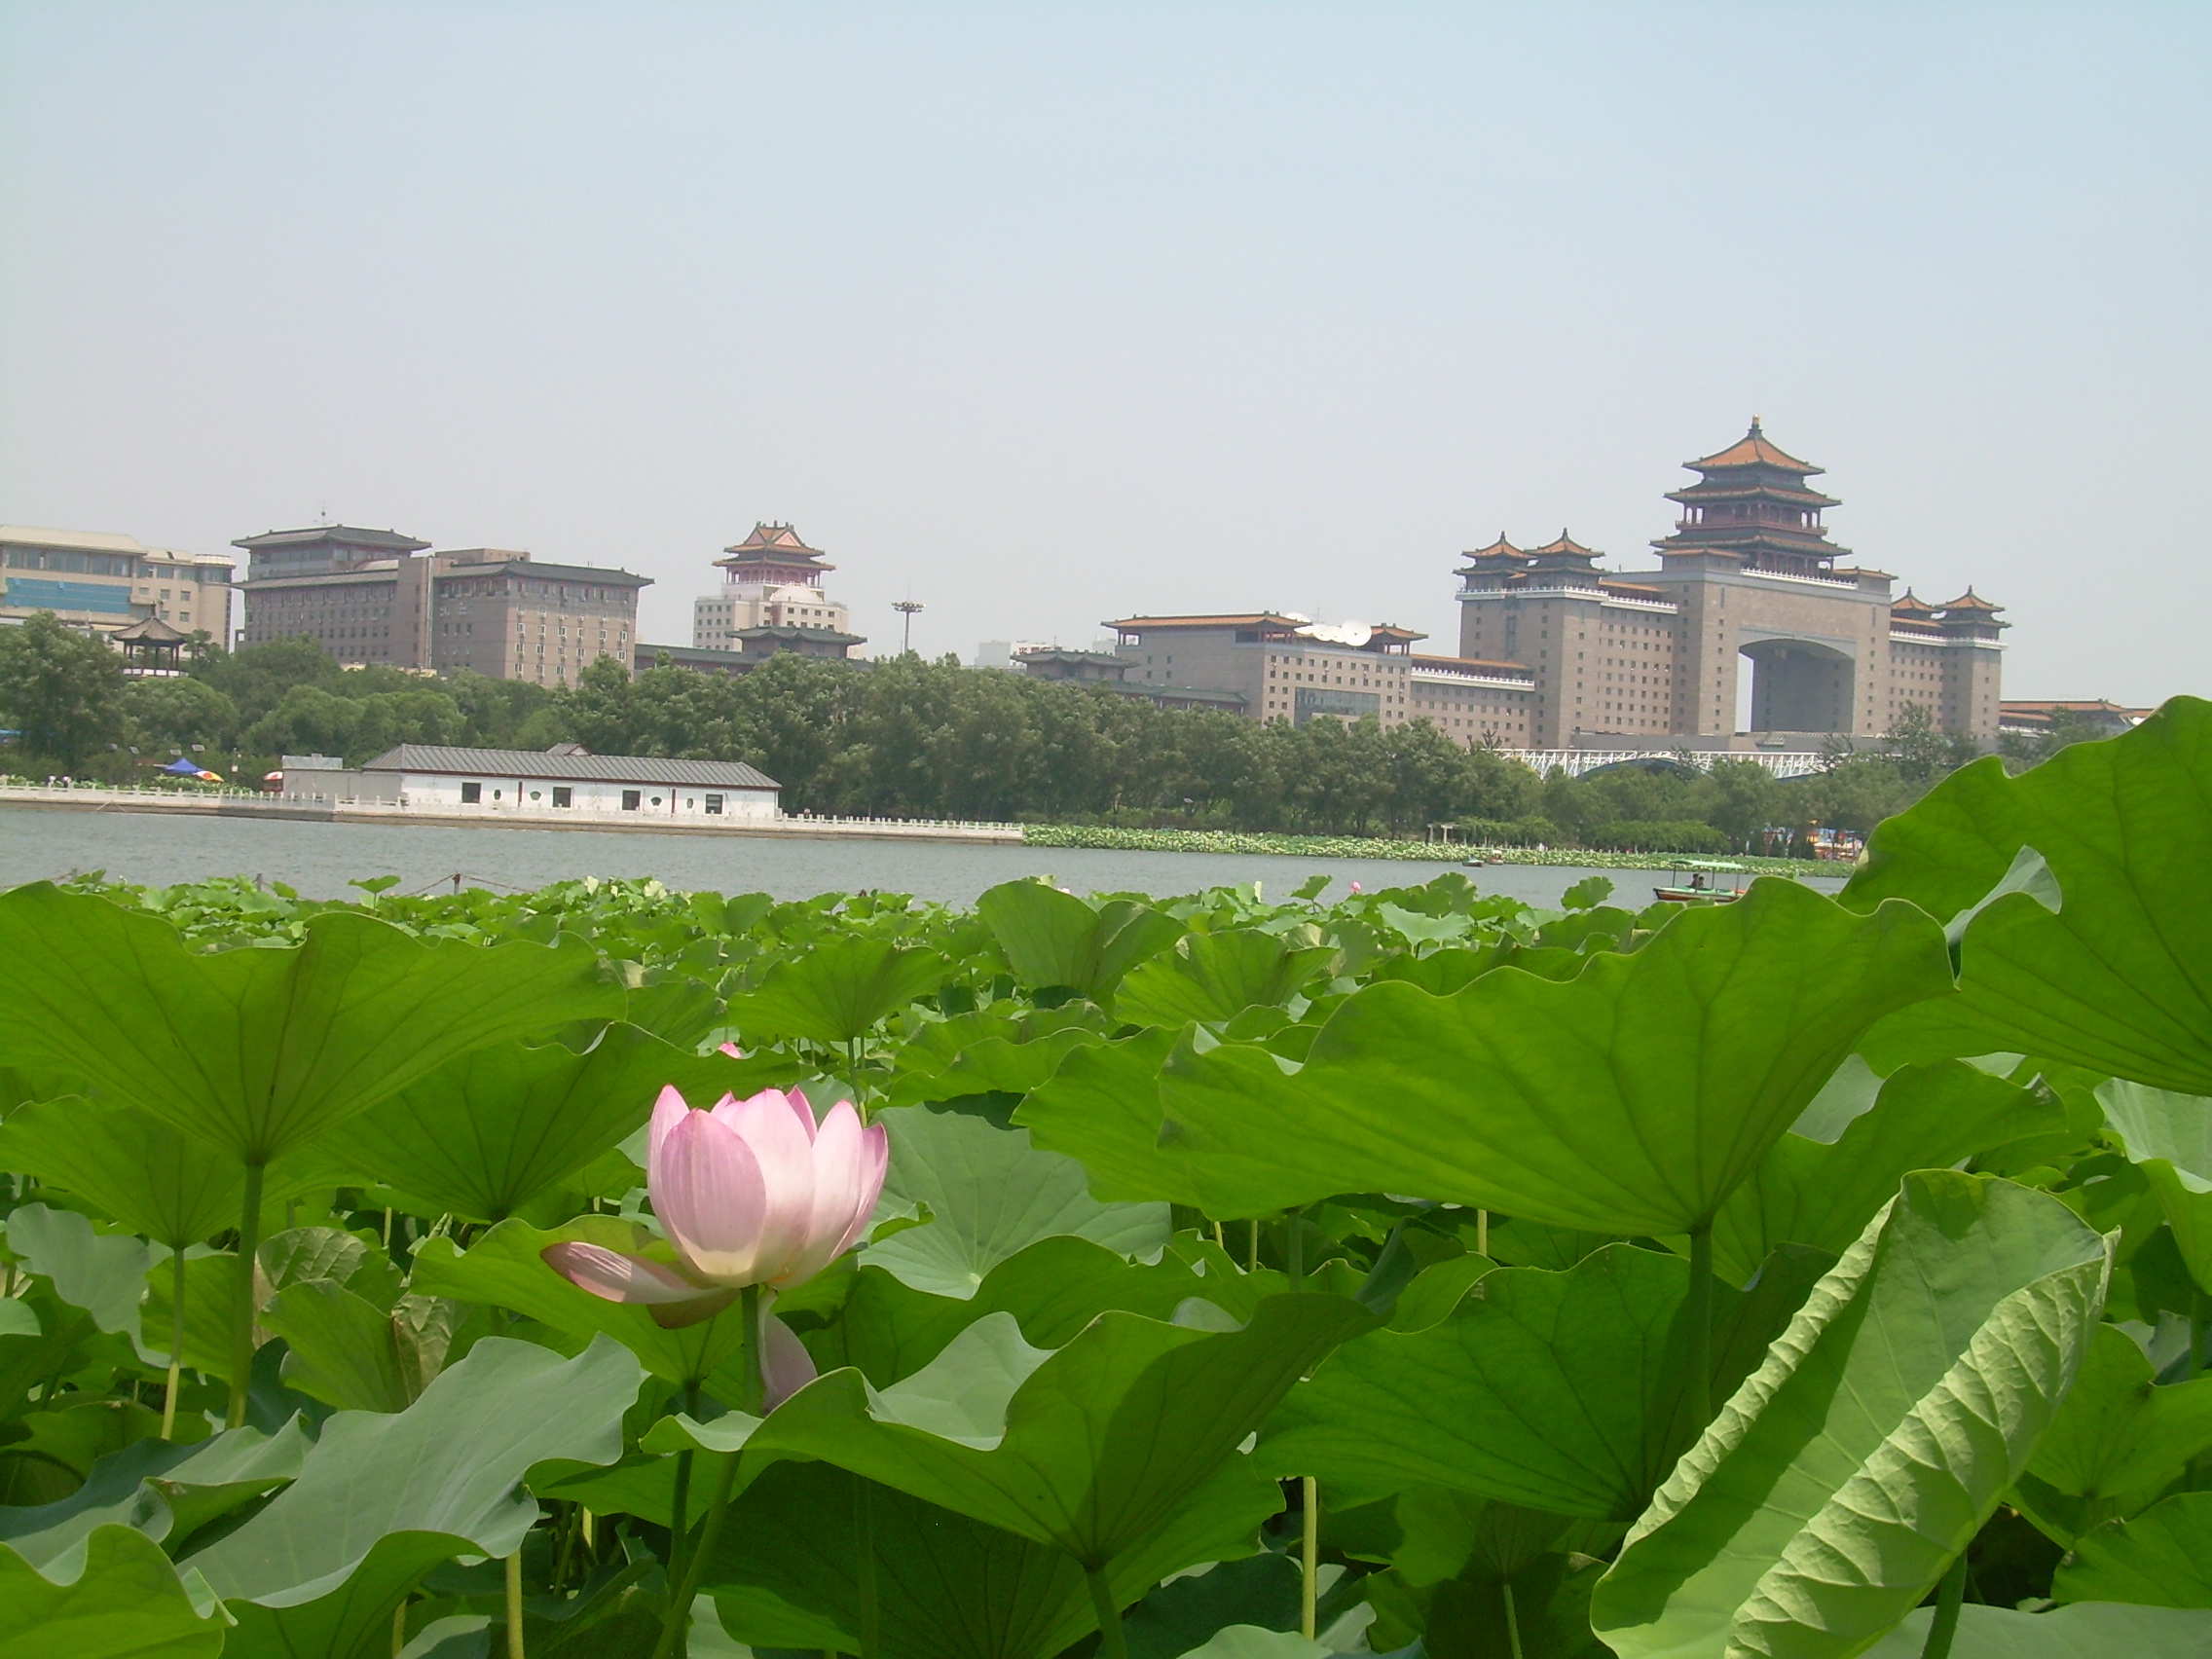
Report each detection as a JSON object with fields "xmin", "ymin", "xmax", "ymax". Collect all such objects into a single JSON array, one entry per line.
[{"xmin": 0, "ymin": 803, "xmax": 1846, "ymax": 907}]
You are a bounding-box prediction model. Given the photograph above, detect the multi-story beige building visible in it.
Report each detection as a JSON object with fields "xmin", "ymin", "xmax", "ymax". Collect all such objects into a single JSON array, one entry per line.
[
  {"xmin": 2, "ymin": 526, "xmax": 235, "ymax": 641},
  {"xmin": 1456, "ymin": 424, "xmax": 2005, "ymax": 749},
  {"xmin": 235, "ymin": 525, "xmax": 648, "ymax": 686},
  {"xmin": 691, "ymin": 524, "xmax": 862, "ymax": 658}
]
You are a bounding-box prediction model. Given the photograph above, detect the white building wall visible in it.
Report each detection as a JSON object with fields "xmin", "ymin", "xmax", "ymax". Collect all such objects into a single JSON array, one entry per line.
[{"xmin": 391, "ymin": 771, "xmax": 779, "ymax": 820}]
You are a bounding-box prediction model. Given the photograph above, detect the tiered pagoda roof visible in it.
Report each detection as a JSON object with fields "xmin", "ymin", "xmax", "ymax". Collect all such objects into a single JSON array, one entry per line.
[
  {"xmin": 1652, "ymin": 420, "xmax": 1853, "ymax": 577},
  {"xmin": 715, "ymin": 523, "xmax": 836, "ymax": 584}
]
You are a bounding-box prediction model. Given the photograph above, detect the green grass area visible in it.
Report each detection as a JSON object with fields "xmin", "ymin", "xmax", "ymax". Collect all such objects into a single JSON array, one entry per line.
[{"xmin": 1020, "ymin": 820, "xmax": 1843, "ymax": 877}]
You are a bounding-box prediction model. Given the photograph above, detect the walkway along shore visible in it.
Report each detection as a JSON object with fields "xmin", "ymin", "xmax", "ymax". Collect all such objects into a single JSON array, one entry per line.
[{"xmin": 0, "ymin": 784, "xmax": 1022, "ymax": 845}]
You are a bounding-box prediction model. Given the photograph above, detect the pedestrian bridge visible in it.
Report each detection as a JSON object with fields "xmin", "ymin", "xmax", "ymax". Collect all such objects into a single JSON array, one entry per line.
[{"xmin": 1495, "ymin": 749, "xmax": 1825, "ymax": 781}]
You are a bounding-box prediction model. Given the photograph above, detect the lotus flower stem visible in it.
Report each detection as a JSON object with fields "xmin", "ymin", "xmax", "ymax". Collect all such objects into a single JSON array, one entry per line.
[
  {"xmin": 1086, "ymin": 1565, "xmax": 1129, "ymax": 1659},
  {"xmin": 1285, "ymin": 1210, "xmax": 1306, "ymax": 1291},
  {"xmin": 857, "ymin": 1477, "xmax": 880, "ymax": 1659},
  {"xmin": 1919, "ymin": 1549, "xmax": 1968, "ymax": 1658},
  {"xmin": 668, "ymin": 1381, "xmax": 701, "ymax": 1584},
  {"xmin": 506, "ymin": 1546, "xmax": 527, "ymax": 1659},
  {"xmin": 1477, "ymin": 1208, "xmax": 1490, "ymax": 1257},
  {"xmin": 1683, "ymin": 1223, "xmax": 1714, "ymax": 1431},
  {"xmin": 1299, "ymin": 1476, "xmax": 1319, "ymax": 1638},
  {"xmin": 1247, "ymin": 1219, "xmax": 1260, "ymax": 1272},
  {"xmin": 226, "ymin": 1160, "xmax": 267, "ymax": 1430},
  {"xmin": 161, "ymin": 1244, "xmax": 186, "ymax": 1439},
  {"xmin": 654, "ymin": 1286, "xmax": 762, "ymax": 1659}
]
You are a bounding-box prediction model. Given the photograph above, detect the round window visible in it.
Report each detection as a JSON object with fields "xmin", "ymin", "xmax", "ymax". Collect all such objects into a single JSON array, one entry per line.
[
  {"xmin": 531, "ymin": 790, "xmax": 542, "ymax": 800},
  {"xmin": 650, "ymin": 796, "xmax": 662, "ymax": 806}
]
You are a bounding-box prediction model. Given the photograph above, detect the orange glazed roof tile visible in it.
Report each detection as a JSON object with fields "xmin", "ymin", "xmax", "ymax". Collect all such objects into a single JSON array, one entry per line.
[
  {"xmin": 1684, "ymin": 419, "xmax": 1823, "ymax": 476},
  {"xmin": 1937, "ymin": 588, "xmax": 2003, "ymax": 612}
]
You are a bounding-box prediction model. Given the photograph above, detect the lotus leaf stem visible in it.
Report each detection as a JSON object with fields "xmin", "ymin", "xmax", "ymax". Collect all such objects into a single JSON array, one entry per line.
[
  {"xmin": 506, "ymin": 1546, "xmax": 527, "ymax": 1658},
  {"xmin": 226, "ymin": 1160, "xmax": 267, "ymax": 1429},
  {"xmin": 1300, "ymin": 1475, "xmax": 1320, "ymax": 1638},
  {"xmin": 162, "ymin": 1243, "xmax": 185, "ymax": 1439},
  {"xmin": 1086, "ymin": 1564, "xmax": 1130, "ymax": 1659},
  {"xmin": 1502, "ymin": 1579, "xmax": 1525, "ymax": 1659},
  {"xmin": 1684, "ymin": 1223, "xmax": 1714, "ymax": 1432},
  {"xmin": 1919, "ymin": 1549, "xmax": 1969, "ymax": 1658}
]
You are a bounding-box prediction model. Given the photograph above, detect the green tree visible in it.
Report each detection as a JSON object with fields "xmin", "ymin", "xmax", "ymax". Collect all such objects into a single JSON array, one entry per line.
[
  {"xmin": 0, "ymin": 611, "xmax": 128, "ymax": 773},
  {"xmin": 123, "ymin": 675, "xmax": 239, "ymax": 758},
  {"xmin": 240, "ymin": 684, "xmax": 360, "ymax": 762},
  {"xmin": 1703, "ymin": 758, "xmax": 1784, "ymax": 852},
  {"xmin": 191, "ymin": 636, "xmax": 344, "ymax": 727}
]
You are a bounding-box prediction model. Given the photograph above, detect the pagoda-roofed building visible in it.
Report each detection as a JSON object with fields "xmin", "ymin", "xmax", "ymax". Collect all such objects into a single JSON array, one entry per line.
[
  {"xmin": 713, "ymin": 523, "xmax": 837, "ymax": 586},
  {"xmin": 690, "ymin": 522, "xmax": 861, "ymax": 660},
  {"xmin": 1455, "ymin": 421, "xmax": 2007, "ymax": 748}
]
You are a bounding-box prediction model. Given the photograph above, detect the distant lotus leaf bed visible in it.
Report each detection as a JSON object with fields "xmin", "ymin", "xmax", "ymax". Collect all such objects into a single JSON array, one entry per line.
[{"xmin": 2, "ymin": 697, "xmax": 2210, "ymax": 1659}]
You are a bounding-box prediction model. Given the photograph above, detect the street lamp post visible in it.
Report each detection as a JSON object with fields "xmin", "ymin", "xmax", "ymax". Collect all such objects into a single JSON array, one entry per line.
[{"xmin": 892, "ymin": 599, "xmax": 924, "ymax": 655}]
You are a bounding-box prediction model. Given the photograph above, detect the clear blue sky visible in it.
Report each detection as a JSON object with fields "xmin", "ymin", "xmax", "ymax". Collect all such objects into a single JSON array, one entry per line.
[{"xmin": 3, "ymin": 3, "xmax": 2205, "ymax": 704}]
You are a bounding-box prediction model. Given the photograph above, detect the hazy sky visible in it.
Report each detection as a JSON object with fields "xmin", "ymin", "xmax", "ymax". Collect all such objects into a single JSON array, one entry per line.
[{"xmin": 3, "ymin": 3, "xmax": 2206, "ymax": 703}]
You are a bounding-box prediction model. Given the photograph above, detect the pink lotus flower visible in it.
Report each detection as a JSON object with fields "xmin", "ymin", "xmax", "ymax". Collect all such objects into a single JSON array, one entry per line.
[{"xmin": 544, "ymin": 1085, "xmax": 887, "ymax": 1329}]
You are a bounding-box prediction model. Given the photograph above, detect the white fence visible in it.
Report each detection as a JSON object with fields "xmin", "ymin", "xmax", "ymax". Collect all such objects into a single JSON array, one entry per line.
[
  {"xmin": 0, "ymin": 783, "xmax": 1024, "ymax": 842},
  {"xmin": 1496, "ymin": 749, "xmax": 1826, "ymax": 781}
]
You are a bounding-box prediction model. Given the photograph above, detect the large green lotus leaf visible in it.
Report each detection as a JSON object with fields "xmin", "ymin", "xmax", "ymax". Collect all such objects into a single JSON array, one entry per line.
[
  {"xmin": 187, "ymin": 1335, "xmax": 640, "ymax": 1658},
  {"xmin": 260, "ymin": 1282, "xmax": 485, "ymax": 1414},
  {"xmin": 409, "ymin": 1216, "xmax": 748, "ymax": 1384},
  {"xmin": 752, "ymin": 1294, "xmax": 1374, "ymax": 1566},
  {"xmin": 1709, "ymin": 1061, "xmax": 2064, "ymax": 1285},
  {"xmin": 818, "ymin": 1235, "xmax": 1229, "ymax": 1385},
  {"xmin": 2050, "ymin": 1489, "xmax": 2212, "ymax": 1608},
  {"xmin": 0, "ymin": 1524, "xmax": 228, "ymax": 1659},
  {"xmin": 861, "ymin": 1105, "xmax": 1172, "ymax": 1299},
  {"xmin": 724, "ymin": 935, "xmax": 948, "ymax": 1045},
  {"xmin": 1014, "ymin": 1028, "xmax": 1203, "ymax": 1208},
  {"xmin": 977, "ymin": 880, "xmax": 1185, "ymax": 1002},
  {"xmin": 886, "ymin": 1010, "xmax": 1108, "ymax": 1109},
  {"xmin": 305, "ymin": 1025, "xmax": 751, "ymax": 1223},
  {"xmin": 1850, "ymin": 696, "xmax": 2212, "ymax": 1093},
  {"xmin": 2012, "ymin": 1323, "xmax": 2212, "ymax": 1545},
  {"xmin": 1259, "ymin": 1242, "xmax": 1829, "ymax": 1518},
  {"xmin": 1114, "ymin": 930, "xmax": 1339, "ymax": 1027},
  {"xmin": 0, "ymin": 1097, "xmax": 241, "ymax": 1247},
  {"xmin": 1151, "ymin": 881, "xmax": 1953, "ymax": 1233},
  {"xmin": 1590, "ymin": 1171, "xmax": 2111, "ymax": 1659},
  {"xmin": 701, "ymin": 1454, "xmax": 1282, "ymax": 1659},
  {"xmin": 5, "ymin": 1203, "xmax": 151, "ymax": 1345},
  {"xmin": 0, "ymin": 1420, "xmax": 308, "ymax": 1570},
  {"xmin": 2097, "ymin": 1080, "xmax": 2212, "ymax": 1291},
  {"xmin": 1864, "ymin": 1601, "xmax": 2212, "ymax": 1658},
  {"xmin": 0, "ymin": 883, "xmax": 618, "ymax": 1162}
]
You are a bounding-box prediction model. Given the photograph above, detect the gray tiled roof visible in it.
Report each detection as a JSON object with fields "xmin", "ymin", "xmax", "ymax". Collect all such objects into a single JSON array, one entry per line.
[{"xmin": 361, "ymin": 745, "xmax": 778, "ymax": 790}]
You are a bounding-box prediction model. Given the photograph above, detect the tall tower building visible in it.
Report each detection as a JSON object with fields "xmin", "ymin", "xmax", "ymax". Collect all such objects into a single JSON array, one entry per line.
[
  {"xmin": 691, "ymin": 524, "xmax": 856, "ymax": 652},
  {"xmin": 1456, "ymin": 423, "xmax": 2006, "ymax": 749}
]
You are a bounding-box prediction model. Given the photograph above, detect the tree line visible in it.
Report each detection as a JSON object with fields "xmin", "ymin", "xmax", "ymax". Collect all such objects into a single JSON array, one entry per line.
[{"xmin": 0, "ymin": 617, "xmax": 2111, "ymax": 850}]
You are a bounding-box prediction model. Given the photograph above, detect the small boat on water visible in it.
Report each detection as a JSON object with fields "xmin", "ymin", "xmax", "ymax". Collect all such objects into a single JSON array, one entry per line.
[{"xmin": 1651, "ymin": 859, "xmax": 1750, "ymax": 903}]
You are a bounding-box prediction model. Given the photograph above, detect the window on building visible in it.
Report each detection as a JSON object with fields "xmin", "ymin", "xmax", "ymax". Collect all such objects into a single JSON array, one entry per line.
[
  {"xmin": 705, "ymin": 793, "xmax": 724, "ymax": 815},
  {"xmin": 621, "ymin": 790, "xmax": 642, "ymax": 811},
  {"xmin": 461, "ymin": 782, "xmax": 482, "ymax": 804}
]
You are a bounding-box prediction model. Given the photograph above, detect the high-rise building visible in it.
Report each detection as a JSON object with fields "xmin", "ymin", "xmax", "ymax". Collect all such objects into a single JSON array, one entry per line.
[
  {"xmin": 1456, "ymin": 423, "xmax": 2005, "ymax": 748},
  {"xmin": 690, "ymin": 524, "xmax": 863, "ymax": 659},
  {"xmin": 2, "ymin": 526, "xmax": 235, "ymax": 641},
  {"xmin": 234, "ymin": 525, "xmax": 648, "ymax": 685}
]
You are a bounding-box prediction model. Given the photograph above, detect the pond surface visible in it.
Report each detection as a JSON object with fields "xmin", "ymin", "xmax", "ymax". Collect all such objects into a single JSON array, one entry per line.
[{"xmin": 0, "ymin": 804, "xmax": 1846, "ymax": 907}]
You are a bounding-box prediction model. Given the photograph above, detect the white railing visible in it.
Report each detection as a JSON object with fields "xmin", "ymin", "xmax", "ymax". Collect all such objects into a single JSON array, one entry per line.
[
  {"xmin": 0, "ymin": 782, "xmax": 1025, "ymax": 839},
  {"xmin": 1496, "ymin": 749, "xmax": 1826, "ymax": 780}
]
